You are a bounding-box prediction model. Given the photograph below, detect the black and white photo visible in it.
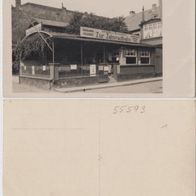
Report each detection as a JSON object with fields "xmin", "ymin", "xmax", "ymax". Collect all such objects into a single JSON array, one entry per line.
[{"xmin": 11, "ymin": 0, "xmax": 163, "ymax": 94}]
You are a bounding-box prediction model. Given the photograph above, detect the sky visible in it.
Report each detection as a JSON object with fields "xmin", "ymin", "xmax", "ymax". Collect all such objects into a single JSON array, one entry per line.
[{"xmin": 11, "ymin": 0, "xmax": 159, "ymax": 18}]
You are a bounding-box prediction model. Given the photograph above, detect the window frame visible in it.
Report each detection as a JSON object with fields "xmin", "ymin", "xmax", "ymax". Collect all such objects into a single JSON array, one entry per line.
[
  {"xmin": 124, "ymin": 49, "xmax": 138, "ymax": 65},
  {"xmin": 140, "ymin": 50, "xmax": 151, "ymax": 65}
]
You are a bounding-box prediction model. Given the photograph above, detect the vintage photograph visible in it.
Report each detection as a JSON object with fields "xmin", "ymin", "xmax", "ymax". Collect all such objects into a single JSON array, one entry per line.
[{"xmin": 12, "ymin": 0, "xmax": 163, "ymax": 94}]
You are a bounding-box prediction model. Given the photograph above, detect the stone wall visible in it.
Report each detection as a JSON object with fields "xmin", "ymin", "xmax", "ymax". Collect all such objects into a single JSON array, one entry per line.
[
  {"xmin": 20, "ymin": 77, "xmax": 52, "ymax": 90},
  {"xmin": 113, "ymin": 65, "xmax": 156, "ymax": 81}
]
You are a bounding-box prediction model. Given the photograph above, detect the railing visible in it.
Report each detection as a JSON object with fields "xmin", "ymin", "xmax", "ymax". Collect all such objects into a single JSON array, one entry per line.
[
  {"xmin": 55, "ymin": 64, "xmax": 90, "ymax": 80},
  {"xmin": 20, "ymin": 63, "xmax": 110, "ymax": 82},
  {"xmin": 20, "ymin": 64, "xmax": 52, "ymax": 79}
]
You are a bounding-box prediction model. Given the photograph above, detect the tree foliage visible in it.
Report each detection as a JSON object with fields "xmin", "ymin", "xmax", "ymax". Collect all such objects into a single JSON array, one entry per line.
[
  {"xmin": 12, "ymin": 8, "xmax": 32, "ymax": 45},
  {"xmin": 65, "ymin": 13, "xmax": 128, "ymax": 34},
  {"xmin": 14, "ymin": 33, "xmax": 52, "ymax": 61}
]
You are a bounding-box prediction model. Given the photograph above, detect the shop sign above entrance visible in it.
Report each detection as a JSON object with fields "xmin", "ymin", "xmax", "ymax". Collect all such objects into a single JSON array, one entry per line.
[
  {"xmin": 26, "ymin": 23, "xmax": 42, "ymax": 36},
  {"xmin": 80, "ymin": 27, "xmax": 140, "ymax": 43}
]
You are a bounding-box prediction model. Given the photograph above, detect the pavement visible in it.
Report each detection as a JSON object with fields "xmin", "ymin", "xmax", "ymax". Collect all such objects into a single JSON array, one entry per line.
[
  {"xmin": 54, "ymin": 77, "xmax": 162, "ymax": 93},
  {"xmin": 12, "ymin": 75, "xmax": 162, "ymax": 94}
]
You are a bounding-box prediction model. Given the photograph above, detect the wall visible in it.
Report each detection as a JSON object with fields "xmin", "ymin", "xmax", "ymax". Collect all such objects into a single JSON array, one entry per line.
[
  {"xmin": 154, "ymin": 47, "xmax": 162, "ymax": 75},
  {"xmin": 142, "ymin": 21, "xmax": 162, "ymax": 40},
  {"xmin": 21, "ymin": 4, "xmax": 73, "ymax": 23},
  {"xmin": 113, "ymin": 65, "xmax": 156, "ymax": 81}
]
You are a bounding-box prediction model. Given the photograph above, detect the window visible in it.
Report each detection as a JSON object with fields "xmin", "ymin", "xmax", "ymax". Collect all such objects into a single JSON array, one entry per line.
[
  {"xmin": 124, "ymin": 49, "xmax": 137, "ymax": 65},
  {"xmin": 140, "ymin": 50, "xmax": 150, "ymax": 64},
  {"xmin": 108, "ymin": 50, "xmax": 120, "ymax": 63},
  {"xmin": 126, "ymin": 57, "xmax": 137, "ymax": 64}
]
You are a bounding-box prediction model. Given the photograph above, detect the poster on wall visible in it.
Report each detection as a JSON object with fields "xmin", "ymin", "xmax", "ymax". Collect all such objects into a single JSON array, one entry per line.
[
  {"xmin": 70, "ymin": 64, "xmax": 77, "ymax": 70},
  {"xmin": 90, "ymin": 64, "xmax": 96, "ymax": 76}
]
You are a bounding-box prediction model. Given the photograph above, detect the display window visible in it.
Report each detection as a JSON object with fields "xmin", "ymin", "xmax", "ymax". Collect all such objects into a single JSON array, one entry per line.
[
  {"xmin": 124, "ymin": 49, "xmax": 137, "ymax": 64},
  {"xmin": 140, "ymin": 50, "xmax": 150, "ymax": 64}
]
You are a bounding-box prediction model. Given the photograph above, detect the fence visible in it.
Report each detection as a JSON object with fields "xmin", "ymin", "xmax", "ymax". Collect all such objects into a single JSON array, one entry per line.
[
  {"xmin": 20, "ymin": 63, "xmax": 110, "ymax": 82},
  {"xmin": 20, "ymin": 64, "xmax": 52, "ymax": 79},
  {"xmin": 54, "ymin": 64, "xmax": 90, "ymax": 80}
]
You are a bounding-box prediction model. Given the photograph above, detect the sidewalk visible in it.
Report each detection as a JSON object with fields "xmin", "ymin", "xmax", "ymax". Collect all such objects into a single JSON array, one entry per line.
[{"xmin": 54, "ymin": 77, "xmax": 162, "ymax": 93}]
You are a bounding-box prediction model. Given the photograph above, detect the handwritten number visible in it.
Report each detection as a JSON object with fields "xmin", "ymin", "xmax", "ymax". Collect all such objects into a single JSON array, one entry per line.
[
  {"xmin": 140, "ymin": 105, "xmax": 146, "ymax": 113},
  {"xmin": 127, "ymin": 106, "xmax": 132, "ymax": 113},
  {"xmin": 113, "ymin": 106, "xmax": 119, "ymax": 114},
  {"xmin": 113, "ymin": 105, "xmax": 146, "ymax": 114}
]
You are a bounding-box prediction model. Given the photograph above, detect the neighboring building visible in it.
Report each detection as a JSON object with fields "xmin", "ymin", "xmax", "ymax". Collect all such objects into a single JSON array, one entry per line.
[
  {"xmin": 125, "ymin": 0, "xmax": 163, "ymax": 74},
  {"xmin": 125, "ymin": 1, "xmax": 162, "ymax": 44},
  {"xmin": 12, "ymin": 0, "xmax": 73, "ymax": 45},
  {"xmin": 12, "ymin": 0, "xmax": 110, "ymax": 46}
]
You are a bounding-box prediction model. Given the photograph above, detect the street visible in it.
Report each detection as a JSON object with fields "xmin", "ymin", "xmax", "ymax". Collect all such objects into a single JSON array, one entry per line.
[
  {"xmin": 81, "ymin": 81, "xmax": 162, "ymax": 94},
  {"xmin": 13, "ymin": 76, "xmax": 162, "ymax": 94}
]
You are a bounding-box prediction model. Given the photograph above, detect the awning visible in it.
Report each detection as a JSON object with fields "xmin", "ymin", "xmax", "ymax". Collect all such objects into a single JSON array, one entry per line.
[
  {"xmin": 49, "ymin": 32, "xmax": 156, "ymax": 48},
  {"xmin": 22, "ymin": 30, "xmax": 156, "ymax": 49}
]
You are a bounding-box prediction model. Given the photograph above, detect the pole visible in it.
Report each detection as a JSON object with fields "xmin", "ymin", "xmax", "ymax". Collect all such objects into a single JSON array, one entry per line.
[
  {"xmin": 19, "ymin": 53, "xmax": 21, "ymax": 84},
  {"xmin": 103, "ymin": 46, "xmax": 106, "ymax": 64},
  {"xmin": 52, "ymin": 40, "xmax": 55, "ymax": 84},
  {"xmin": 80, "ymin": 42, "xmax": 83, "ymax": 75}
]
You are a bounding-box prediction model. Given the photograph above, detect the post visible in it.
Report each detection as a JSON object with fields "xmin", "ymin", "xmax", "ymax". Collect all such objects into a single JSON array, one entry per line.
[
  {"xmin": 80, "ymin": 42, "xmax": 83, "ymax": 74},
  {"xmin": 52, "ymin": 40, "xmax": 55, "ymax": 84},
  {"xmin": 19, "ymin": 53, "xmax": 22, "ymax": 84},
  {"xmin": 103, "ymin": 46, "xmax": 106, "ymax": 64}
]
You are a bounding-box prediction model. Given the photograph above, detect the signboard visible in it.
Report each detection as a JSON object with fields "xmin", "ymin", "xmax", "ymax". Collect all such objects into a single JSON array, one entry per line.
[
  {"xmin": 104, "ymin": 66, "xmax": 109, "ymax": 72},
  {"xmin": 26, "ymin": 23, "xmax": 42, "ymax": 36},
  {"xmin": 117, "ymin": 65, "xmax": 121, "ymax": 74},
  {"xmin": 70, "ymin": 64, "xmax": 77, "ymax": 70},
  {"xmin": 143, "ymin": 21, "xmax": 162, "ymax": 39},
  {"xmin": 90, "ymin": 64, "xmax": 96, "ymax": 76},
  {"xmin": 80, "ymin": 27, "xmax": 140, "ymax": 43},
  {"xmin": 98, "ymin": 66, "xmax": 104, "ymax": 71},
  {"xmin": 32, "ymin": 66, "xmax": 35, "ymax": 75}
]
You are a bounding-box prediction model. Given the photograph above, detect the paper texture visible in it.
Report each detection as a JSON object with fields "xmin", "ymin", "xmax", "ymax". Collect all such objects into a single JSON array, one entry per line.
[{"xmin": 3, "ymin": 100, "xmax": 195, "ymax": 196}]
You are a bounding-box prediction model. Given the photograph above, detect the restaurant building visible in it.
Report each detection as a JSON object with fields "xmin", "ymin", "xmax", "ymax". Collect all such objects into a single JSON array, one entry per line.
[{"xmin": 15, "ymin": 1, "xmax": 162, "ymax": 89}]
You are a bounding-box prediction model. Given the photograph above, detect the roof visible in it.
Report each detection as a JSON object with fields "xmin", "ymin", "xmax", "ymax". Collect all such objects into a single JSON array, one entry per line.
[
  {"xmin": 21, "ymin": 2, "xmax": 110, "ymax": 19},
  {"xmin": 33, "ymin": 18, "xmax": 69, "ymax": 28},
  {"xmin": 22, "ymin": 2, "xmax": 71, "ymax": 13},
  {"xmin": 47, "ymin": 32, "xmax": 155, "ymax": 48},
  {"xmin": 142, "ymin": 37, "xmax": 162, "ymax": 46},
  {"xmin": 125, "ymin": 6, "xmax": 161, "ymax": 32}
]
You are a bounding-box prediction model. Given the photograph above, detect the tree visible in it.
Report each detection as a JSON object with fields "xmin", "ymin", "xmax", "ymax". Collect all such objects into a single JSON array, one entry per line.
[
  {"xmin": 65, "ymin": 12, "xmax": 83, "ymax": 34},
  {"xmin": 65, "ymin": 12, "xmax": 128, "ymax": 34},
  {"xmin": 12, "ymin": 8, "xmax": 33, "ymax": 45}
]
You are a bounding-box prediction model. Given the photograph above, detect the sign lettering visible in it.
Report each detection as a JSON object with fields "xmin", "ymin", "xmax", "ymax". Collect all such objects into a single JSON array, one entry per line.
[
  {"xmin": 26, "ymin": 23, "xmax": 42, "ymax": 36},
  {"xmin": 80, "ymin": 27, "xmax": 140, "ymax": 43}
]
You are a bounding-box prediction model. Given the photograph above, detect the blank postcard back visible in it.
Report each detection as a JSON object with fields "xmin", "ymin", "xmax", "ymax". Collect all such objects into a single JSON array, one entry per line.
[{"xmin": 3, "ymin": 100, "xmax": 195, "ymax": 196}]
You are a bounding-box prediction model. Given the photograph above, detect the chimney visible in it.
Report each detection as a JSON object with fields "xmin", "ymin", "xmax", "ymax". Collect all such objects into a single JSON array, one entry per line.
[
  {"xmin": 61, "ymin": 2, "xmax": 67, "ymax": 10},
  {"xmin": 142, "ymin": 6, "xmax": 145, "ymax": 22},
  {"xmin": 129, "ymin": 11, "xmax": 136, "ymax": 17},
  {"xmin": 159, "ymin": 0, "xmax": 162, "ymax": 19},
  {"xmin": 152, "ymin": 3, "xmax": 158, "ymax": 18},
  {"xmin": 15, "ymin": 0, "xmax": 21, "ymax": 8}
]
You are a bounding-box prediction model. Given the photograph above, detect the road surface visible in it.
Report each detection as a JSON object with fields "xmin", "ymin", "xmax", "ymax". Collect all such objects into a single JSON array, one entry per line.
[
  {"xmin": 81, "ymin": 81, "xmax": 162, "ymax": 94},
  {"xmin": 13, "ymin": 76, "xmax": 162, "ymax": 94}
]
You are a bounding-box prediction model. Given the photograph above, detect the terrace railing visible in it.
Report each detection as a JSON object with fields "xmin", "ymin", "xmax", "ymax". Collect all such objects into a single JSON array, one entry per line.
[
  {"xmin": 20, "ymin": 63, "xmax": 110, "ymax": 83},
  {"xmin": 54, "ymin": 64, "xmax": 90, "ymax": 80},
  {"xmin": 20, "ymin": 64, "xmax": 53, "ymax": 79}
]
